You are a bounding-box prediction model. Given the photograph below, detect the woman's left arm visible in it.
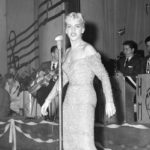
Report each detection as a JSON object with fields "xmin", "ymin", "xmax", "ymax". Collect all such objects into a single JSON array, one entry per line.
[{"xmin": 86, "ymin": 46, "xmax": 116, "ymax": 118}]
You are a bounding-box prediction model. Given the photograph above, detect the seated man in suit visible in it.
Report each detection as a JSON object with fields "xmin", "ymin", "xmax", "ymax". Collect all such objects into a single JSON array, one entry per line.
[
  {"xmin": 116, "ymin": 40, "xmax": 143, "ymax": 81},
  {"xmin": 116, "ymin": 40, "xmax": 143, "ymax": 122},
  {"xmin": 35, "ymin": 45, "xmax": 59, "ymax": 120}
]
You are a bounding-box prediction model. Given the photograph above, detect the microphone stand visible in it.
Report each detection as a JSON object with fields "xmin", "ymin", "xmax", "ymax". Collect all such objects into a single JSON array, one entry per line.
[{"xmin": 55, "ymin": 35, "xmax": 63, "ymax": 150}]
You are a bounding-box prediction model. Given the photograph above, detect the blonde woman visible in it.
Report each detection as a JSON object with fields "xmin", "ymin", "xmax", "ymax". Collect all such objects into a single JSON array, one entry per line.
[{"xmin": 41, "ymin": 12, "xmax": 116, "ymax": 150}]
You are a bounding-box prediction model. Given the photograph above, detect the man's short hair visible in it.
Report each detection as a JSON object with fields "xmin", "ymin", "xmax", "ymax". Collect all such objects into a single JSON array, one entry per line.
[
  {"xmin": 123, "ymin": 40, "xmax": 138, "ymax": 51},
  {"xmin": 50, "ymin": 45, "xmax": 57, "ymax": 53},
  {"xmin": 145, "ymin": 36, "xmax": 150, "ymax": 44}
]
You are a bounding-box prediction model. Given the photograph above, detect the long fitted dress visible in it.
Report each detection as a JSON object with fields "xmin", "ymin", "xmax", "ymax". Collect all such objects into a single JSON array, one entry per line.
[{"xmin": 62, "ymin": 53, "xmax": 113, "ymax": 150}]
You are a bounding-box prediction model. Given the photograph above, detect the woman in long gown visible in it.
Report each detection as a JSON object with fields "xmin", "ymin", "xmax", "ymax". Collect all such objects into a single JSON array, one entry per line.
[{"xmin": 41, "ymin": 12, "xmax": 116, "ymax": 150}]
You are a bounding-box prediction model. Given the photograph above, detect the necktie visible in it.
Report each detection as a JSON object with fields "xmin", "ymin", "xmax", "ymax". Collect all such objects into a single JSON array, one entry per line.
[
  {"xmin": 51, "ymin": 62, "xmax": 55, "ymax": 70},
  {"xmin": 53, "ymin": 63, "xmax": 55, "ymax": 70},
  {"xmin": 124, "ymin": 58, "xmax": 129, "ymax": 67}
]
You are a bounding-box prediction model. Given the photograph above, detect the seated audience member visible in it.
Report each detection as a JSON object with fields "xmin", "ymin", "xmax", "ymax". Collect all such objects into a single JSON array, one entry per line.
[
  {"xmin": 143, "ymin": 35, "xmax": 150, "ymax": 73},
  {"xmin": 4, "ymin": 74, "xmax": 23, "ymax": 116},
  {"xmin": 116, "ymin": 40, "xmax": 143, "ymax": 81}
]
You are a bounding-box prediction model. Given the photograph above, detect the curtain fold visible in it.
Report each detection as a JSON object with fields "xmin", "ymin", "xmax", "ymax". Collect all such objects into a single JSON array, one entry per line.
[
  {"xmin": 102, "ymin": 0, "xmax": 115, "ymax": 58},
  {"xmin": 81, "ymin": 0, "xmax": 150, "ymax": 59},
  {"xmin": 101, "ymin": 0, "xmax": 150, "ymax": 58}
]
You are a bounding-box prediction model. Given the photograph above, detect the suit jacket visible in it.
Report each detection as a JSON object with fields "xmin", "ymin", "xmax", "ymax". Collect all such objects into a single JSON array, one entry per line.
[
  {"xmin": 117, "ymin": 54, "xmax": 143, "ymax": 80},
  {"xmin": 36, "ymin": 61, "xmax": 58, "ymax": 106}
]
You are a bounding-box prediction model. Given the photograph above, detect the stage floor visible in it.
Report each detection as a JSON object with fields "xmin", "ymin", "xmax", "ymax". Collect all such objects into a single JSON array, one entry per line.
[
  {"xmin": 95, "ymin": 122, "xmax": 150, "ymax": 150},
  {"xmin": 0, "ymin": 117, "xmax": 59, "ymax": 150},
  {"xmin": 0, "ymin": 117, "xmax": 150, "ymax": 150}
]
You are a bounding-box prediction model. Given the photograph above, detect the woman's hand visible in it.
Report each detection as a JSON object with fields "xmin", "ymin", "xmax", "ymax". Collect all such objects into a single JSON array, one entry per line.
[
  {"xmin": 41, "ymin": 80, "xmax": 58, "ymax": 116},
  {"xmin": 41, "ymin": 99, "xmax": 51, "ymax": 116},
  {"xmin": 105, "ymin": 101, "xmax": 116, "ymax": 118}
]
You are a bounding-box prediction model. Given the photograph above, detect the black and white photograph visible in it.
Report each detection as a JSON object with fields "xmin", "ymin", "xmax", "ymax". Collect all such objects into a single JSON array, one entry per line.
[{"xmin": 0, "ymin": 0, "xmax": 150, "ymax": 150}]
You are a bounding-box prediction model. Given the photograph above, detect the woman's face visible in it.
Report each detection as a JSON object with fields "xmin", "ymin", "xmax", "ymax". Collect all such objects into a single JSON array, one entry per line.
[{"xmin": 65, "ymin": 18, "xmax": 84, "ymax": 41}]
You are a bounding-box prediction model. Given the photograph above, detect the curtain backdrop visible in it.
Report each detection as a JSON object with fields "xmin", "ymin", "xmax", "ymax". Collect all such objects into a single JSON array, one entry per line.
[
  {"xmin": 103, "ymin": 0, "xmax": 150, "ymax": 59},
  {"xmin": 81, "ymin": 0, "xmax": 150, "ymax": 59}
]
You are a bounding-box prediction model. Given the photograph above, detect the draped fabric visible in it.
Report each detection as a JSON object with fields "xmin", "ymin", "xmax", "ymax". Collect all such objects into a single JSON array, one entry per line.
[
  {"xmin": 126, "ymin": 0, "xmax": 150, "ymax": 55},
  {"xmin": 103, "ymin": 0, "xmax": 150, "ymax": 58}
]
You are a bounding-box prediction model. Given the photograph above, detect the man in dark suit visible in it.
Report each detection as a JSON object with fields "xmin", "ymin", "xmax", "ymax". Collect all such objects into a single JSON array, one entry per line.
[
  {"xmin": 35, "ymin": 45, "xmax": 59, "ymax": 120},
  {"xmin": 116, "ymin": 40, "xmax": 143, "ymax": 123},
  {"xmin": 117, "ymin": 40, "xmax": 143, "ymax": 81}
]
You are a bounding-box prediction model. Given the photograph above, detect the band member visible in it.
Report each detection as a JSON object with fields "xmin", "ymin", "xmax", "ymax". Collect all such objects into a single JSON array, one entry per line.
[
  {"xmin": 116, "ymin": 40, "xmax": 143, "ymax": 81},
  {"xmin": 8, "ymin": 66, "xmax": 19, "ymax": 80},
  {"xmin": 116, "ymin": 40, "xmax": 143, "ymax": 122},
  {"xmin": 4, "ymin": 73, "xmax": 23, "ymax": 116},
  {"xmin": 35, "ymin": 45, "xmax": 59, "ymax": 120}
]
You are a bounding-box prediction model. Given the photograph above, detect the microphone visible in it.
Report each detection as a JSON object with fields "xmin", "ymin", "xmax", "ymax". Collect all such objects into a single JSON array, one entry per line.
[{"xmin": 55, "ymin": 35, "xmax": 63, "ymax": 50}]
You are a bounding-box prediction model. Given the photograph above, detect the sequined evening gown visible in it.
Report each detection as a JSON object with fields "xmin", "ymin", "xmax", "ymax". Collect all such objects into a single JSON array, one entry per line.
[{"xmin": 62, "ymin": 53, "xmax": 112, "ymax": 150}]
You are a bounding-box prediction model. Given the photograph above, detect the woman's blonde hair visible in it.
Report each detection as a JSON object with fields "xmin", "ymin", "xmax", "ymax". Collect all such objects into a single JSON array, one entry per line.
[{"xmin": 65, "ymin": 12, "xmax": 85, "ymax": 28}]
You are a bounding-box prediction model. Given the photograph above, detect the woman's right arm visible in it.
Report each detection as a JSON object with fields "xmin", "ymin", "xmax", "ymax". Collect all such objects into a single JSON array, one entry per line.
[
  {"xmin": 41, "ymin": 48, "xmax": 70, "ymax": 116},
  {"xmin": 41, "ymin": 80, "xmax": 59, "ymax": 116}
]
